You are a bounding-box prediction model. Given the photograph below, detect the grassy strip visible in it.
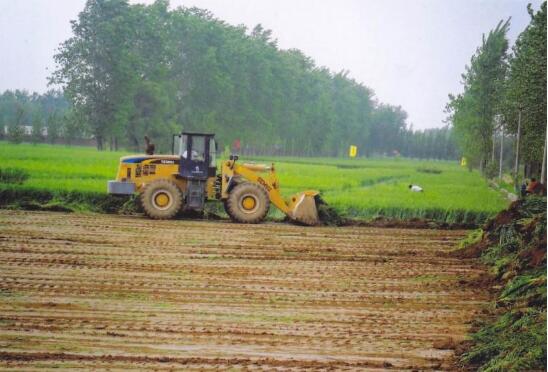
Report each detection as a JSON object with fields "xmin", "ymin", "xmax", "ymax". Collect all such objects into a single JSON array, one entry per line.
[
  {"xmin": 455, "ymin": 197, "xmax": 546, "ymax": 370},
  {"xmin": 0, "ymin": 185, "xmax": 131, "ymax": 214},
  {"xmin": 0, "ymin": 183, "xmax": 495, "ymax": 226},
  {"xmin": 342, "ymin": 206, "xmax": 492, "ymax": 225}
]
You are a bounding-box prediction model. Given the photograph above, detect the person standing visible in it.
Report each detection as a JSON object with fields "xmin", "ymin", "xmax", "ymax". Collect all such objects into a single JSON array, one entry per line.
[{"xmin": 144, "ymin": 136, "xmax": 155, "ymax": 155}]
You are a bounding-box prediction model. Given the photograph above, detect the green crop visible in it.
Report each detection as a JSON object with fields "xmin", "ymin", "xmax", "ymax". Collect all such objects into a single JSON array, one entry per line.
[{"xmin": 0, "ymin": 142, "xmax": 508, "ymax": 223}]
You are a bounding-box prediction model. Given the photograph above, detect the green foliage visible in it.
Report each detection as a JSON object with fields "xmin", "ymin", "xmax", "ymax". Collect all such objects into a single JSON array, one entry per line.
[
  {"xmin": 0, "ymin": 142, "xmax": 507, "ymax": 223},
  {"xmin": 7, "ymin": 124, "xmax": 25, "ymax": 144},
  {"xmin": 449, "ymin": 3, "xmax": 547, "ymax": 177},
  {"xmin": 0, "ymin": 168, "xmax": 29, "ymax": 184},
  {"xmin": 0, "ymin": 185, "xmax": 128, "ymax": 214},
  {"xmin": 46, "ymin": 111, "xmax": 61, "ymax": 144},
  {"xmin": 416, "ymin": 167, "xmax": 442, "ymax": 174},
  {"xmin": 499, "ymin": 269, "xmax": 546, "ymax": 306},
  {"xmin": 30, "ymin": 112, "xmax": 43, "ymax": 145},
  {"xmin": 45, "ymin": 0, "xmax": 458, "ymax": 159},
  {"xmin": 447, "ymin": 19, "xmax": 510, "ymax": 173},
  {"xmin": 458, "ymin": 228, "xmax": 483, "ymax": 248},
  {"xmin": 503, "ymin": 2, "xmax": 547, "ymax": 165},
  {"xmin": 0, "ymin": 89, "xmax": 70, "ymax": 144},
  {"xmin": 462, "ymin": 308, "xmax": 546, "ymax": 371},
  {"xmin": 460, "ymin": 197, "xmax": 547, "ymax": 371},
  {"xmin": 484, "ymin": 162, "xmax": 498, "ymax": 179}
]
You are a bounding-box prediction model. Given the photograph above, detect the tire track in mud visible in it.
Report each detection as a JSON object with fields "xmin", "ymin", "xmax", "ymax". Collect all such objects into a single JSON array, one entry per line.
[{"xmin": 0, "ymin": 210, "xmax": 487, "ymax": 370}]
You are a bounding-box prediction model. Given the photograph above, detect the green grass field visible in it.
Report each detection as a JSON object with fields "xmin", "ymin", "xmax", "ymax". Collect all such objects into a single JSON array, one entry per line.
[{"xmin": 0, "ymin": 142, "xmax": 508, "ymax": 224}]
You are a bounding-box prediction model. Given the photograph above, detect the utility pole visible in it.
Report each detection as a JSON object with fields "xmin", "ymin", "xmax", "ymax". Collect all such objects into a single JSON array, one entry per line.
[
  {"xmin": 492, "ymin": 129, "xmax": 496, "ymax": 164},
  {"xmin": 514, "ymin": 106, "xmax": 522, "ymax": 188},
  {"xmin": 499, "ymin": 126, "xmax": 504, "ymax": 179},
  {"xmin": 541, "ymin": 135, "xmax": 547, "ymax": 185}
]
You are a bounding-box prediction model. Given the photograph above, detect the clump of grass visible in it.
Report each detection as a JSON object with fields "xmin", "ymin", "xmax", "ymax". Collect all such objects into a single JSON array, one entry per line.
[
  {"xmin": 0, "ymin": 185, "xmax": 130, "ymax": 214},
  {"xmin": 462, "ymin": 308, "xmax": 546, "ymax": 371},
  {"xmin": 458, "ymin": 228, "xmax": 483, "ymax": 248},
  {"xmin": 360, "ymin": 175, "xmax": 405, "ymax": 187},
  {"xmin": 416, "ymin": 167, "xmax": 442, "ymax": 174},
  {"xmin": 0, "ymin": 167, "xmax": 29, "ymax": 184},
  {"xmin": 335, "ymin": 164, "xmax": 365, "ymax": 169},
  {"xmin": 457, "ymin": 197, "xmax": 546, "ymax": 371}
]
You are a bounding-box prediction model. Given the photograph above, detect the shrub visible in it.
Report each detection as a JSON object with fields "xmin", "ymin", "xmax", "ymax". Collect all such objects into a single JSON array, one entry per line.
[
  {"xmin": 416, "ymin": 167, "xmax": 442, "ymax": 174},
  {"xmin": 0, "ymin": 168, "xmax": 29, "ymax": 184}
]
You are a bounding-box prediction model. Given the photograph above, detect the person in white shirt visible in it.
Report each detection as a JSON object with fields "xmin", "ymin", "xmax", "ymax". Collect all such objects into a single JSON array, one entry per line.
[{"xmin": 409, "ymin": 184, "xmax": 423, "ymax": 192}]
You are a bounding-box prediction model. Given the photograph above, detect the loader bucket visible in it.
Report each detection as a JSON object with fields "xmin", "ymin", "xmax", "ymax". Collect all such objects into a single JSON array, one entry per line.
[{"xmin": 288, "ymin": 190, "xmax": 320, "ymax": 226}]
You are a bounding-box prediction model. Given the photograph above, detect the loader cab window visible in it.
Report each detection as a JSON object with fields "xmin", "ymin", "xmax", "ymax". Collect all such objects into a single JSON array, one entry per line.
[
  {"xmin": 191, "ymin": 136, "xmax": 205, "ymax": 161},
  {"xmin": 179, "ymin": 132, "xmax": 215, "ymax": 180},
  {"xmin": 174, "ymin": 134, "xmax": 187, "ymax": 157},
  {"xmin": 209, "ymin": 139, "xmax": 216, "ymax": 167},
  {"xmin": 181, "ymin": 134, "xmax": 187, "ymax": 157}
]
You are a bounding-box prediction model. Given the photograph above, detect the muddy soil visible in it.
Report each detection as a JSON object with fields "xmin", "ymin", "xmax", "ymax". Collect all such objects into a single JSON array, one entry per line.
[{"xmin": 0, "ymin": 210, "xmax": 488, "ymax": 370}]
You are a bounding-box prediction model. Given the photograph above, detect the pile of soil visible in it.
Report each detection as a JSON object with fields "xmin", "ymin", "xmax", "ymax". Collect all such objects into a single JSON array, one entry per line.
[
  {"xmin": 452, "ymin": 196, "xmax": 547, "ymax": 370},
  {"xmin": 454, "ymin": 197, "xmax": 546, "ymax": 262}
]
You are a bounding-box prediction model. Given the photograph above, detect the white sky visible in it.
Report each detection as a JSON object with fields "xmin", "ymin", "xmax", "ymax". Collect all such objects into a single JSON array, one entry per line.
[{"xmin": 0, "ymin": 0, "xmax": 541, "ymax": 129}]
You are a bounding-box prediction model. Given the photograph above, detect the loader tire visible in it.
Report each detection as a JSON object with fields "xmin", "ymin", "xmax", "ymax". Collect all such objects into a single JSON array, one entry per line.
[
  {"xmin": 226, "ymin": 183, "xmax": 270, "ymax": 224},
  {"xmin": 140, "ymin": 179, "xmax": 182, "ymax": 220}
]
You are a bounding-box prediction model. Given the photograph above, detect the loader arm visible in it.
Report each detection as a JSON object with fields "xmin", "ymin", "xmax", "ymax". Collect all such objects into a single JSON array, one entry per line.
[
  {"xmin": 221, "ymin": 161, "xmax": 291, "ymax": 214},
  {"xmin": 220, "ymin": 160, "xmax": 320, "ymax": 225}
]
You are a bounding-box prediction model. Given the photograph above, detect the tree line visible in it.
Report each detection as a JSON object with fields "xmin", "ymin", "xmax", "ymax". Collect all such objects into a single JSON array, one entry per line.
[
  {"xmin": 0, "ymin": 89, "xmax": 73, "ymax": 144},
  {"xmin": 2, "ymin": 0, "xmax": 458, "ymax": 160},
  {"xmin": 446, "ymin": 2, "xmax": 546, "ymax": 181}
]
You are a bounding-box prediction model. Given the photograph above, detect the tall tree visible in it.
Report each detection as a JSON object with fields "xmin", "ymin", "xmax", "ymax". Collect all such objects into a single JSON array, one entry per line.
[
  {"xmin": 447, "ymin": 20, "xmax": 510, "ymax": 172},
  {"xmin": 48, "ymin": 0, "xmax": 446, "ymax": 157},
  {"xmin": 503, "ymin": 2, "xmax": 547, "ymax": 176},
  {"xmin": 50, "ymin": 0, "xmax": 136, "ymax": 150}
]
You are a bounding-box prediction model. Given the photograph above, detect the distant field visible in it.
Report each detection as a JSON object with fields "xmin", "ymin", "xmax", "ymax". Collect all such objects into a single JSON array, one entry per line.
[{"xmin": 0, "ymin": 142, "xmax": 508, "ymax": 223}]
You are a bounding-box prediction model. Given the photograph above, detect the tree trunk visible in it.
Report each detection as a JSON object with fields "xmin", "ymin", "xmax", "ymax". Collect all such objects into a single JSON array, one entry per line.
[
  {"xmin": 96, "ymin": 136, "xmax": 103, "ymax": 151},
  {"xmin": 514, "ymin": 109, "xmax": 522, "ymax": 182},
  {"xmin": 541, "ymin": 136, "xmax": 547, "ymax": 185},
  {"xmin": 499, "ymin": 127, "xmax": 504, "ymax": 179},
  {"xmin": 492, "ymin": 130, "xmax": 496, "ymax": 164}
]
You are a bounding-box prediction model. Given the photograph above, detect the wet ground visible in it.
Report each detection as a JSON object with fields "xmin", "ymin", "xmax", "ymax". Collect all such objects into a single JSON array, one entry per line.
[{"xmin": 0, "ymin": 210, "xmax": 488, "ymax": 370}]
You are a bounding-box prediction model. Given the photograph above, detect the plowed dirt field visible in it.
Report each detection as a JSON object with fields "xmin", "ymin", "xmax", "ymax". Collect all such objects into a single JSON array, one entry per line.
[{"xmin": 0, "ymin": 210, "xmax": 488, "ymax": 370}]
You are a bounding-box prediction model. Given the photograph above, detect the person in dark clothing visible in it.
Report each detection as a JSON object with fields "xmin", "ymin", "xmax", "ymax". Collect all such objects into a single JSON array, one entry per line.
[
  {"xmin": 525, "ymin": 178, "xmax": 546, "ymax": 196},
  {"xmin": 527, "ymin": 178, "xmax": 539, "ymax": 194},
  {"xmin": 520, "ymin": 182, "xmax": 528, "ymax": 198},
  {"xmin": 144, "ymin": 135, "xmax": 155, "ymax": 155}
]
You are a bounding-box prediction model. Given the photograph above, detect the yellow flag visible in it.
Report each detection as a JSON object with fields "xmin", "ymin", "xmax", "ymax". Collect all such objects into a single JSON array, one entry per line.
[{"xmin": 349, "ymin": 145, "xmax": 357, "ymax": 158}]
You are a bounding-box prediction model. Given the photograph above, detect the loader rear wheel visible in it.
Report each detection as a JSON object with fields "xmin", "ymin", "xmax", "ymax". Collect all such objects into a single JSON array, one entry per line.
[
  {"xmin": 226, "ymin": 183, "xmax": 270, "ymax": 224},
  {"xmin": 140, "ymin": 179, "xmax": 182, "ymax": 219}
]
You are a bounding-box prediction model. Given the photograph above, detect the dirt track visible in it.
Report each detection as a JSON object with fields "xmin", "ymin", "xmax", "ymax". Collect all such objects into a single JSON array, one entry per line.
[{"xmin": 0, "ymin": 210, "xmax": 488, "ymax": 370}]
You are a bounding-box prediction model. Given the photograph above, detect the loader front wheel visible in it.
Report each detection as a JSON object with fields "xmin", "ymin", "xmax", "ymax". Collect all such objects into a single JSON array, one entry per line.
[
  {"xmin": 226, "ymin": 183, "xmax": 270, "ymax": 224},
  {"xmin": 140, "ymin": 179, "xmax": 182, "ymax": 219}
]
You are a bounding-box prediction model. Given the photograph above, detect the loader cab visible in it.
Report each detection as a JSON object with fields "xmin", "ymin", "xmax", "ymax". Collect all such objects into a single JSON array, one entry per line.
[{"xmin": 174, "ymin": 132, "xmax": 216, "ymax": 180}]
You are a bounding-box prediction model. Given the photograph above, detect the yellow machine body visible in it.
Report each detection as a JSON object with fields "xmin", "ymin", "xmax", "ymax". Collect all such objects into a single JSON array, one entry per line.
[
  {"xmin": 109, "ymin": 152, "xmax": 320, "ymax": 225},
  {"xmin": 113, "ymin": 155, "xmax": 216, "ymax": 199},
  {"xmin": 107, "ymin": 132, "xmax": 319, "ymax": 225}
]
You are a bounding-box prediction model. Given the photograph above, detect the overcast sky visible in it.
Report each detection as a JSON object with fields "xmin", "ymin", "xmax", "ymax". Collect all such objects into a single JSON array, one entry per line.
[{"xmin": 0, "ymin": 0, "xmax": 542, "ymax": 129}]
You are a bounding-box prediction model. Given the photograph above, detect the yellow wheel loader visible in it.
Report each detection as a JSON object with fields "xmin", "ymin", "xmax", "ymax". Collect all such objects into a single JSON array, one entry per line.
[{"xmin": 107, "ymin": 131, "xmax": 320, "ymax": 225}]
